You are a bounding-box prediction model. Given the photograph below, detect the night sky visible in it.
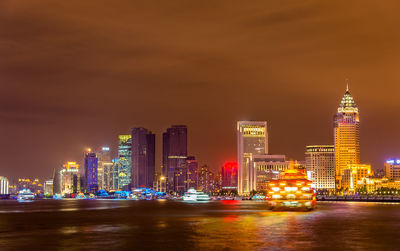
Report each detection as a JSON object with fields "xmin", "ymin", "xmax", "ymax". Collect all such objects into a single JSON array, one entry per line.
[{"xmin": 1, "ymin": 1, "xmax": 399, "ymax": 181}]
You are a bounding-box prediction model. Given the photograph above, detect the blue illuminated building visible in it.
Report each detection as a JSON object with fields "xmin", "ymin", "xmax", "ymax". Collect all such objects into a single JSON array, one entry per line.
[{"xmin": 85, "ymin": 151, "xmax": 98, "ymax": 193}]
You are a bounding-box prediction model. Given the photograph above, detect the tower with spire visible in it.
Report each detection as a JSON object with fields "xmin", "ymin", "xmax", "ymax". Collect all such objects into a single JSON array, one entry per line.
[{"xmin": 334, "ymin": 84, "xmax": 360, "ymax": 190}]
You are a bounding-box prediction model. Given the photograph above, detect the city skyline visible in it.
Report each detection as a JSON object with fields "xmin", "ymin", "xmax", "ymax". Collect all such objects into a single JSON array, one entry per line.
[{"xmin": 1, "ymin": 1, "xmax": 400, "ymax": 181}]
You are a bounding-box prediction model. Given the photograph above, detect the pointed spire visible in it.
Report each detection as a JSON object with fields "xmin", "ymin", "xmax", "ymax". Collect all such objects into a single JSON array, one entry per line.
[{"xmin": 338, "ymin": 80, "xmax": 358, "ymax": 113}]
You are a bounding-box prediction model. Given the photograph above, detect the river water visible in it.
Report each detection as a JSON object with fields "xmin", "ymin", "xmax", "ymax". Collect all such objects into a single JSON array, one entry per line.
[{"xmin": 0, "ymin": 200, "xmax": 399, "ymax": 250}]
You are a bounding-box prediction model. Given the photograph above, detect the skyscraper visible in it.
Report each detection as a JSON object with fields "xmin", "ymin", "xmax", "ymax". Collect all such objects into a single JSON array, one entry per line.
[
  {"xmin": 84, "ymin": 151, "xmax": 98, "ymax": 193},
  {"xmin": 305, "ymin": 145, "xmax": 335, "ymax": 191},
  {"xmin": 237, "ymin": 121, "xmax": 268, "ymax": 195},
  {"xmin": 118, "ymin": 135, "xmax": 132, "ymax": 190},
  {"xmin": 131, "ymin": 128, "xmax": 155, "ymax": 188},
  {"xmin": 97, "ymin": 146, "xmax": 112, "ymax": 191},
  {"xmin": 334, "ymin": 85, "xmax": 360, "ymax": 189},
  {"xmin": 162, "ymin": 125, "xmax": 188, "ymax": 193}
]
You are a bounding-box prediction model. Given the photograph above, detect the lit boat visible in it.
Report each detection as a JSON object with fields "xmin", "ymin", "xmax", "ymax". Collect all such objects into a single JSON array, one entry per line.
[
  {"xmin": 17, "ymin": 189, "xmax": 35, "ymax": 202},
  {"xmin": 75, "ymin": 192, "xmax": 86, "ymax": 199},
  {"xmin": 183, "ymin": 188, "xmax": 210, "ymax": 201},
  {"xmin": 267, "ymin": 169, "xmax": 316, "ymax": 211},
  {"xmin": 53, "ymin": 194, "xmax": 63, "ymax": 200}
]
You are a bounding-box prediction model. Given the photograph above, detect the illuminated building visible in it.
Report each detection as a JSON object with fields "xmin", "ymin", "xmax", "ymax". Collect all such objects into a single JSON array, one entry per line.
[
  {"xmin": 342, "ymin": 164, "xmax": 372, "ymax": 191},
  {"xmin": 16, "ymin": 178, "xmax": 43, "ymax": 194},
  {"xmin": 118, "ymin": 135, "xmax": 132, "ymax": 190},
  {"xmin": 334, "ymin": 85, "xmax": 360, "ymax": 189},
  {"xmin": 186, "ymin": 156, "xmax": 198, "ymax": 190},
  {"xmin": 237, "ymin": 121, "xmax": 268, "ymax": 195},
  {"xmin": 111, "ymin": 158, "xmax": 120, "ymax": 190},
  {"xmin": 162, "ymin": 125, "xmax": 187, "ymax": 193},
  {"xmin": 44, "ymin": 179, "xmax": 53, "ymax": 195},
  {"xmin": 97, "ymin": 146, "xmax": 112, "ymax": 191},
  {"xmin": 384, "ymin": 159, "xmax": 400, "ymax": 180},
  {"xmin": 102, "ymin": 162, "xmax": 114, "ymax": 191},
  {"xmin": 305, "ymin": 145, "xmax": 335, "ymax": 191},
  {"xmin": 84, "ymin": 151, "xmax": 98, "ymax": 193},
  {"xmin": 198, "ymin": 165, "xmax": 218, "ymax": 193},
  {"xmin": 0, "ymin": 176, "xmax": 9, "ymax": 194},
  {"xmin": 60, "ymin": 162, "xmax": 80, "ymax": 194},
  {"xmin": 131, "ymin": 128, "xmax": 155, "ymax": 188},
  {"xmin": 252, "ymin": 155, "xmax": 289, "ymax": 191},
  {"xmin": 267, "ymin": 169, "xmax": 316, "ymax": 210},
  {"xmin": 53, "ymin": 167, "xmax": 61, "ymax": 194},
  {"xmin": 221, "ymin": 162, "xmax": 238, "ymax": 191}
]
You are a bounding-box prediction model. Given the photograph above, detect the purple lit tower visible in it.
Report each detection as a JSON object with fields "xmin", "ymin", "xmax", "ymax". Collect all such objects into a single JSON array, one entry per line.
[{"xmin": 84, "ymin": 150, "xmax": 98, "ymax": 194}]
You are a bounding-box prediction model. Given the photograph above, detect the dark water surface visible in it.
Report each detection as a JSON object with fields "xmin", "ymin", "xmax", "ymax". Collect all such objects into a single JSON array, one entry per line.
[{"xmin": 0, "ymin": 200, "xmax": 399, "ymax": 250}]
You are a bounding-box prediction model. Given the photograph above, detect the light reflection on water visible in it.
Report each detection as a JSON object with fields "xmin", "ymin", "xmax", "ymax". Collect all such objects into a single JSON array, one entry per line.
[{"xmin": 0, "ymin": 200, "xmax": 400, "ymax": 250}]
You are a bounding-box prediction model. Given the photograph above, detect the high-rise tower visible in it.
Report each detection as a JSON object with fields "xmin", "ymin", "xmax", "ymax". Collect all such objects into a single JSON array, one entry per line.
[
  {"xmin": 237, "ymin": 121, "xmax": 268, "ymax": 195},
  {"xmin": 334, "ymin": 85, "xmax": 360, "ymax": 189},
  {"xmin": 84, "ymin": 151, "xmax": 98, "ymax": 193},
  {"xmin": 131, "ymin": 128, "xmax": 155, "ymax": 188},
  {"xmin": 118, "ymin": 135, "xmax": 132, "ymax": 190},
  {"xmin": 162, "ymin": 125, "xmax": 188, "ymax": 193}
]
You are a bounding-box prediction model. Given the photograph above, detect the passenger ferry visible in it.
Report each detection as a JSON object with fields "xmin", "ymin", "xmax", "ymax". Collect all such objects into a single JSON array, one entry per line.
[
  {"xmin": 183, "ymin": 188, "xmax": 210, "ymax": 201},
  {"xmin": 17, "ymin": 189, "xmax": 35, "ymax": 202},
  {"xmin": 267, "ymin": 169, "xmax": 316, "ymax": 211}
]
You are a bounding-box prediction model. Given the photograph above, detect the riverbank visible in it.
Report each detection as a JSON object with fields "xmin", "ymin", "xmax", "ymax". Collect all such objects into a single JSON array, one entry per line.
[{"xmin": 317, "ymin": 195, "xmax": 400, "ymax": 203}]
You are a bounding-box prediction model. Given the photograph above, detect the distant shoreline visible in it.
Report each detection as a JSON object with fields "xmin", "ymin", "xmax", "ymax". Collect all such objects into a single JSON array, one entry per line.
[{"xmin": 317, "ymin": 196, "xmax": 400, "ymax": 203}]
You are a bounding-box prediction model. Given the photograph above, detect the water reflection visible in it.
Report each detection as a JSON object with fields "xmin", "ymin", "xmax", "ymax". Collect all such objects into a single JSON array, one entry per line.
[{"xmin": 0, "ymin": 200, "xmax": 400, "ymax": 249}]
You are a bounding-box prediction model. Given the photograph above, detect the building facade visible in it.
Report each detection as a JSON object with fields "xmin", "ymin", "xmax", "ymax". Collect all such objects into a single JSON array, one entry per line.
[
  {"xmin": 162, "ymin": 125, "xmax": 188, "ymax": 193},
  {"xmin": 305, "ymin": 145, "xmax": 335, "ymax": 191},
  {"xmin": 237, "ymin": 121, "xmax": 268, "ymax": 195},
  {"xmin": 384, "ymin": 159, "xmax": 400, "ymax": 180},
  {"xmin": 16, "ymin": 178, "xmax": 43, "ymax": 194},
  {"xmin": 334, "ymin": 85, "xmax": 360, "ymax": 189},
  {"xmin": 221, "ymin": 162, "xmax": 238, "ymax": 192},
  {"xmin": 252, "ymin": 155, "xmax": 289, "ymax": 191},
  {"xmin": 131, "ymin": 128, "xmax": 156, "ymax": 188},
  {"xmin": 118, "ymin": 135, "xmax": 132, "ymax": 190},
  {"xmin": 198, "ymin": 165, "xmax": 219, "ymax": 193},
  {"xmin": 0, "ymin": 176, "xmax": 9, "ymax": 194},
  {"xmin": 84, "ymin": 151, "xmax": 98, "ymax": 193},
  {"xmin": 60, "ymin": 162, "xmax": 80, "ymax": 195},
  {"xmin": 186, "ymin": 156, "xmax": 198, "ymax": 190},
  {"xmin": 342, "ymin": 164, "xmax": 372, "ymax": 191},
  {"xmin": 44, "ymin": 179, "xmax": 53, "ymax": 195},
  {"xmin": 97, "ymin": 146, "xmax": 112, "ymax": 191}
]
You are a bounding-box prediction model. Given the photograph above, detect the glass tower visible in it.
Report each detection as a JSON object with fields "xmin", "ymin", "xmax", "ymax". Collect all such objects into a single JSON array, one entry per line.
[
  {"xmin": 118, "ymin": 135, "xmax": 132, "ymax": 190},
  {"xmin": 131, "ymin": 128, "xmax": 155, "ymax": 188},
  {"xmin": 237, "ymin": 121, "xmax": 268, "ymax": 195},
  {"xmin": 162, "ymin": 125, "xmax": 188, "ymax": 193},
  {"xmin": 334, "ymin": 85, "xmax": 360, "ymax": 190}
]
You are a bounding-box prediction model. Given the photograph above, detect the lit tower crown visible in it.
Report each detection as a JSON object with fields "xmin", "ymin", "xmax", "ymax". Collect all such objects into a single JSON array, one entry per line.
[
  {"xmin": 337, "ymin": 85, "xmax": 358, "ymax": 114},
  {"xmin": 333, "ymin": 83, "xmax": 360, "ymax": 190}
]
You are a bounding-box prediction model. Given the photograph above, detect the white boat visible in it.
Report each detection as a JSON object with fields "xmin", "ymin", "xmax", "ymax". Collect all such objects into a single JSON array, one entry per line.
[
  {"xmin": 183, "ymin": 188, "xmax": 210, "ymax": 201},
  {"xmin": 17, "ymin": 189, "xmax": 35, "ymax": 202}
]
